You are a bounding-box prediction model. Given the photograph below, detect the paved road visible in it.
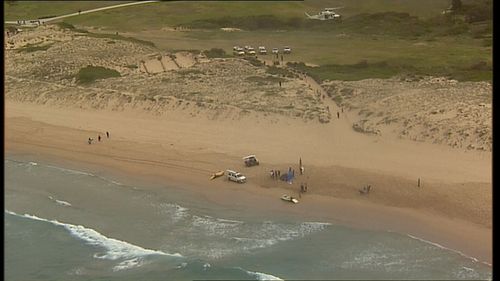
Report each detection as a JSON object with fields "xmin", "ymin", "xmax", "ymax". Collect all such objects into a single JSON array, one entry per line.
[{"xmin": 5, "ymin": 1, "xmax": 159, "ymax": 25}]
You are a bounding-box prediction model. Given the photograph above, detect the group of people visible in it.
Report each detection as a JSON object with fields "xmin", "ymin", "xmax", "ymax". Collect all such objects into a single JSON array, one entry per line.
[
  {"xmin": 270, "ymin": 169, "xmax": 281, "ymax": 180},
  {"xmin": 359, "ymin": 185, "xmax": 372, "ymax": 195},
  {"xmin": 88, "ymin": 131, "xmax": 110, "ymax": 144}
]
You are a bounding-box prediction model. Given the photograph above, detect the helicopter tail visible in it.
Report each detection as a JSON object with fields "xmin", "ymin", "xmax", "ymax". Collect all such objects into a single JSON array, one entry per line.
[{"xmin": 305, "ymin": 12, "xmax": 313, "ymax": 19}]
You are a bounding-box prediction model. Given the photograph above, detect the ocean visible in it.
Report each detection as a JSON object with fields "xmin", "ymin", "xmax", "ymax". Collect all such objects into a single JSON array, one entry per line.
[{"xmin": 4, "ymin": 159, "xmax": 492, "ymax": 280}]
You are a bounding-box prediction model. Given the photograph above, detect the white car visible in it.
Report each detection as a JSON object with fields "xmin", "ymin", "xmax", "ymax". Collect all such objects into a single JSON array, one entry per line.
[
  {"xmin": 283, "ymin": 46, "xmax": 291, "ymax": 54},
  {"xmin": 226, "ymin": 170, "xmax": 246, "ymax": 183},
  {"xmin": 272, "ymin": 48, "xmax": 279, "ymax": 54},
  {"xmin": 258, "ymin": 46, "xmax": 267, "ymax": 54},
  {"xmin": 246, "ymin": 47, "xmax": 256, "ymax": 55}
]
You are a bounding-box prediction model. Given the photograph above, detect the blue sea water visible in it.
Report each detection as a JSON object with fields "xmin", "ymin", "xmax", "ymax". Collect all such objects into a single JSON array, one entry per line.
[{"xmin": 4, "ymin": 159, "xmax": 492, "ymax": 280}]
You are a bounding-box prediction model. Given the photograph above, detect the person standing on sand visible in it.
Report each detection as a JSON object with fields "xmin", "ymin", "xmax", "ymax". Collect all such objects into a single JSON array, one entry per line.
[
  {"xmin": 337, "ymin": 112, "xmax": 340, "ymax": 119},
  {"xmin": 98, "ymin": 135, "xmax": 101, "ymax": 142},
  {"xmin": 106, "ymin": 131, "xmax": 110, "ymax": 138},
  {"xmin": 279, "ymin": 81, "xmax": 282, "ymax": 87},
  {"xmin": 88, "ymin": 138, "xmax": 92, "ymax": 145}
]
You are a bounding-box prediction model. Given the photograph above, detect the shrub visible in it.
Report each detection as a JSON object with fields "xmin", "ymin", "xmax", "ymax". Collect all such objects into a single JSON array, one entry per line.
[{"xmin": 76, "ymin": 65, "xmax": 121, "ymax": 84}]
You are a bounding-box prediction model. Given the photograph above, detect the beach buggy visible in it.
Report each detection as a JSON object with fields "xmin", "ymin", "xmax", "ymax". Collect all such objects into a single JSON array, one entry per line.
[{"xmin": 243, "ymin": 155, "xmax": 259, "ymax": 167}]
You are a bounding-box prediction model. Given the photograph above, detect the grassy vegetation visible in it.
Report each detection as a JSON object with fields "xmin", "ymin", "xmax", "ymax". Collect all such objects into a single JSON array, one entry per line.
[
  {"xmin": 5, "ymin": 0, "xmax": 491, "ymax": 82},
  {"xmin": 57, "ymin": 22, "xmax": 155, "ymax": 47},
  {"xmin": 4, "ymin": 1, "xmax": 128, "ymax": 20},
  {"xmin": 17, "ymin": 42, "xmax": 54, "ymax": 53},
  {"xmin": 246, "ymin": 75, "xmax": 285, "ymax": 85},
  {"xmin": 266, "ymin": 66, "xmax": 297, "ymax": 78},
  {"xmin": 76, "ymin": 65, "xmax": 121, "ymax": 84},
  {"xmin": 244, "ymin": 56, "xmax": 264, "ymax": 67},
  {"xmin": 202, "ymin": 48, "xmax": 230, "ymax": 58}
]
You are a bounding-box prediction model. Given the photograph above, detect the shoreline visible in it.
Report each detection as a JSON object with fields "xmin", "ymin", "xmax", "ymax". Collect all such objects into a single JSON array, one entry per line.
[
  {"xmin": 5, "ymin": 150, "xmax": 492, "ymax": 266},
  {"xmin": 5, "ymin": 109, "xmax": 492, "ymax": 264}
]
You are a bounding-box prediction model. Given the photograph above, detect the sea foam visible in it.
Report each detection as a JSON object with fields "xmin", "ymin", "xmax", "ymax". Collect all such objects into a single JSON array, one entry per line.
[
  {"xmin": 244, "ymin": 269, "xmax": 284, "ymax": 280},
  {"xmin": 5, "ymin": 210, "xmax": 183, "ymax": 262},
  {"xmin": 406, "ymin": 234, "xmax": 488, "ymax": 265},
  {"xmin": 48, "ymin": 196, "xmax": 72, "ymax": 207}
]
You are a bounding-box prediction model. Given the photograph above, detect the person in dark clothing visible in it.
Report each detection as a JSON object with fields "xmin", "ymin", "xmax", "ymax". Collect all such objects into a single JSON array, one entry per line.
[
  {"xmin": 88, "ymin": 138, "xmax": 92, "ymax": 144},
  {"xmin": 337, "ymin": 112, "xmax": 340, "ymax": 119},
  {"xmin": 98, "ymin": 135, "xmax": 101, "ymax": 142},
  {"xmin": 106, "ymin": 131, "xmax": 110, "ymax": 138},
  {"xmin": 279, "ymin": 81, "xmax": 282, "ymax": 87},
  {"xmin": 78, "ymin": 10, "xmax": 81, "ymax": 15}
]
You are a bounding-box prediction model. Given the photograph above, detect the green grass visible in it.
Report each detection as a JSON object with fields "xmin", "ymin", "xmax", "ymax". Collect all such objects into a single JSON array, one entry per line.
[
  {"xmin": 4, "ymin": 1, "xmax": 130, "ymax": 21},
  {"xmin": 76, "ymin": 65, "xmax": 121, "ymax": 84},
  {"xmin": 4, "ymin": 0, "xmax": 491, "ymax": 82}
]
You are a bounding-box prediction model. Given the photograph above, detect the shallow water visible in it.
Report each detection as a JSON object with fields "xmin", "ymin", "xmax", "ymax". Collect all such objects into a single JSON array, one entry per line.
[{"xmin": 4, "ymin": 159, "xmax": 492, "ymax": 280}]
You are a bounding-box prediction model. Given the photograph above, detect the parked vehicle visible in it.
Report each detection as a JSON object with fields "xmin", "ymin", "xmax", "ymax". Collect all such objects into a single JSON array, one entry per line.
[
  {"xmin": 281, "ymin": 194, "xmax": 299, "ymax": 204},
  {"xmin": 258, "ymin": 46, "xmax": 267, "ymax": 54},
  {"xmin": 243, "ymin": 155, "xmax": 259, "ymax": 167},
  {"xmin": 272, "ymin": 48, "xmax": 279, "ymax": 54},
  {"xmin": 283, "ymin": 46, "xmax": 292, "ymax": 54},
  {"xmin": 226, "ymin": 170, "xmax": 247, "ymax": 183}
]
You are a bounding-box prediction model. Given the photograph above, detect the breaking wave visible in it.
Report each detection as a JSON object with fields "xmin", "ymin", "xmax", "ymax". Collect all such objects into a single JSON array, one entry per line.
[{"xmin": 5, "ymin": 210, "xmax": 183, "ymax": 270}]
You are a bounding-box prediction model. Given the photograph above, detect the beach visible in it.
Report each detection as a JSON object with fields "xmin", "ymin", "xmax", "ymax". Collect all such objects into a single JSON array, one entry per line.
[
  {"xmin": 5, "ymin": 100, "xmax": 492, "ymax": 265},
  {"xmin": 4, "ymin": 19, "xmax": 492, "ymax": 279}
]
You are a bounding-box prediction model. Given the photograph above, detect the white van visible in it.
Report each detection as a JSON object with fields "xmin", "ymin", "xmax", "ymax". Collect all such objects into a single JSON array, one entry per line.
[{"xmin": 226, "ymin": 170, "xmax": 247, "ymax": 183}]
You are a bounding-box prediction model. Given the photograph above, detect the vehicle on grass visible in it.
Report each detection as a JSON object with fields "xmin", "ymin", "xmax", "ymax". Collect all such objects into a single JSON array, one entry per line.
[
  {"xmin": 243, "ymin": 155, "xmax": 259, "ymax": 167},
  {"xmin": 233, "ymin": 46, "xmax": 245, "ymax": 56},
  {"xmin": 305, "ymin": 7, "xmax": 343, "ymax": 21},
  {"xmin": 283, "ymin": 46, "xmax": 292, "ymax": 54},
  {"xmin": 272, "ymin": 48, "xmax": 279, "ymax": 54},
  {"xmin": 258, "ymin": 46, "xmax": 267, "ymax": 54},
  {"xmin": 227, "ymin": 170, "xmax": 247, "ymax": 183},
  {"xmin": 246, "ymin": 46, "xmax": 256, "ymax": 55}
]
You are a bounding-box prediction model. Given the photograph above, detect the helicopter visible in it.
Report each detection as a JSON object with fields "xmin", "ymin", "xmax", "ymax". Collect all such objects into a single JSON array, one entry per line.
[{"xmin": 305, "ymin": 7, "xmax": 343, "ymax": 21}]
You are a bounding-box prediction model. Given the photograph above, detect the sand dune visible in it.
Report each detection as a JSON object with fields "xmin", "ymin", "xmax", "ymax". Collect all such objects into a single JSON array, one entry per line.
[{"xmin": 323, "ymin": 77, "xmax": 492, "ymax": 151}]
